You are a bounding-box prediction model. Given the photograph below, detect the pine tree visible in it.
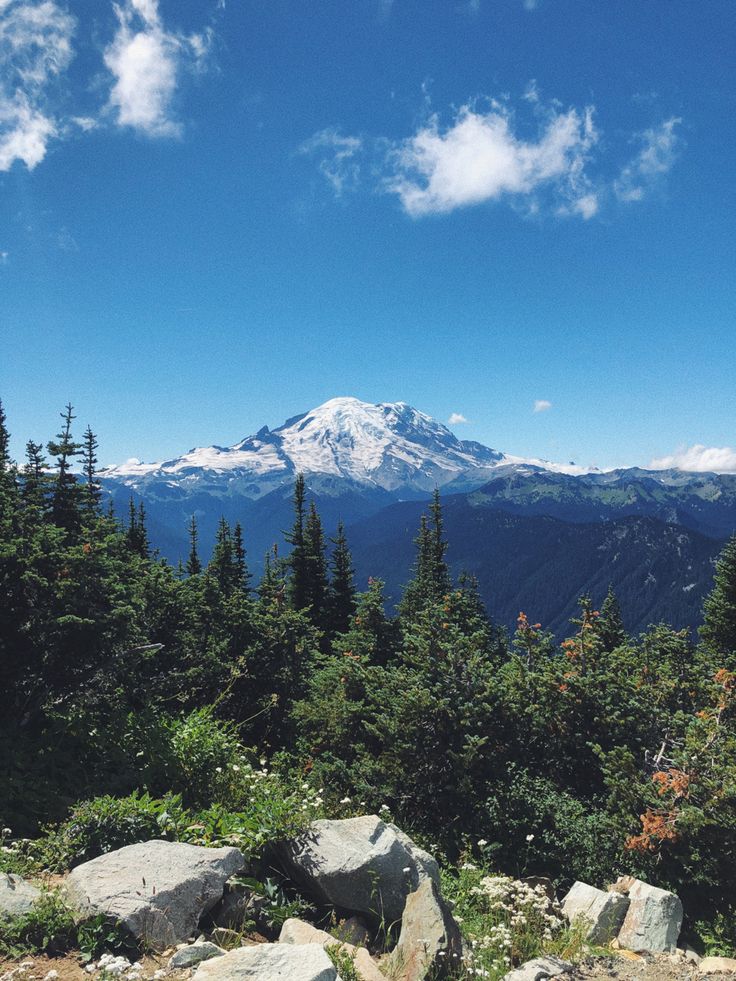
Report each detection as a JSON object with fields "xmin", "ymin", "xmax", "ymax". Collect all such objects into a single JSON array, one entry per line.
[
  {"xmin": 125, "ymin": 496, "xmax": 149, "ymax": 557},
  {"xmin": 0, "ymin": 400, "xmax": 19, "ymax": 522},
  {"xmin": 400, "ymin": 492, "xmax": 451, "ymax": 623},
  {"xmin": 47, "ymin": 403, "xmax": 82, "ymax": 532},
  {"xmin": 304, "ymin": 501, "xmax": 328, "ymax": 625},
  {"xmin": 286, "ymin": 474, "xmax": 310, "ymax": 610},
  {"xmin": 429, "ymin": 488, "xmax": 451, "ymax": 596},
  {"xmin": 210, "ymin": 516, "xmax": 237, "ymax": 594},
  {"xmin": 701, "ymin": 535, "xmax": 736, "ymax": 660},
  {"xmin": 0, "ymin": 400, "xmax": 10, "ymax": 474},
  {"xmin": 259, "ymin": 545, "xmax": 285, "ymax": 606},
  {"xmin": 233, "ymin": 521, "xmax": 250, "ymax": 591},
  {"xmin": 21, "ymin": 441, "xmax": 50, "ymax": 512},
  {"xmin": 186, "ymin": 514, "xmax": 202, "ymax": 575},
  {"xmin": 599, "ymin": 584, "xmax": 627, "ymax": 652},
  {"xmin": 327, "ymin": 520, "xmax": 357, "ymax": 635},
  {"xmin": 81, "ymin": 426, "xmax": 102, "ymax": 519}
]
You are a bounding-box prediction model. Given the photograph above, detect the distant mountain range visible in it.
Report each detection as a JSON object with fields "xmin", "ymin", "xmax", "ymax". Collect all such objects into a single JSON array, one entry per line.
[{"xmin": 102, "ymin": 397, "xmax": 736, "ymax": 637}]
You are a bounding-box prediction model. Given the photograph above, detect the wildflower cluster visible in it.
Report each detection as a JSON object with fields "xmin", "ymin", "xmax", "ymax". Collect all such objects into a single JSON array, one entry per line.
[{"xmin": 443, "ymin": 866, "xmax": 566, "ymax": 981}]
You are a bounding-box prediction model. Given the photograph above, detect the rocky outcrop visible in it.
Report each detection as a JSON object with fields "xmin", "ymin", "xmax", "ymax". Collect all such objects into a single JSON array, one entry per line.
[
  {"xmin": 386, "ymin": 878, "xmax": 462, "ymax": 981},
  {"xmin": 66, "ymin": 840, "xmax": 245, "ymax": 951},
  {"xmin": 279, "ymin": 918, "xmax": 385, "ymax": 981},
  {"xmin": 277, "ymin": 816, "xmax": 439, "ymax": 924},
  {"xmin": 613, "ymin": 878, "xmax": 683, "ymax": 953},
  {"xmin": 0, "ymin": 874, "xmax": 41, "ymax": 919},
  {"xmin": 192, "ymin": 943, "xmax": 338, "ymax": 981},
  {"xmin": 562, "ymin": 881, "xmax": 629, "ymax": 944}
]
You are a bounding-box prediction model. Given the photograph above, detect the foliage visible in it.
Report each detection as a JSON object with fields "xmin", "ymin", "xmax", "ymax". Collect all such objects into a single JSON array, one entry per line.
[{"xmin": 0, "ymin": 890, "xmax": 77, "ymax": 958}]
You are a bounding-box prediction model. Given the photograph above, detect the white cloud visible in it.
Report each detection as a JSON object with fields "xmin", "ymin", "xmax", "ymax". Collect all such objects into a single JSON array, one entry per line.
[
  {"xmin": 533, "ymin": 399, "xmax": 552, "ymax": 413},
  {"xmin": 104, "ymin": 0, "xmax": 184, "ymax": 137},
  {"xmin": 615, "ymin": 116, "xmax": 682, "ymax": 202},
  {"xmin": 387, "ymin": 101, "xmax": 598, "ymax": 217},
  {"xmin": 299, "ymin": 128, "xmax": 363, "ymax": 195},
  {"xmin": 0, "ymin": 0, "xmax": 75, "ymax": 170},
  {"xmin": 649, "ymin": 444, "xmax": 736, "ymax": 474},
  {"xmin": 0, "ymin": 250, "xmax": 8, "ymax": 263},
  {"xmin": 448, "ymin": 412, "xmax": 468, "ymax": 425}
]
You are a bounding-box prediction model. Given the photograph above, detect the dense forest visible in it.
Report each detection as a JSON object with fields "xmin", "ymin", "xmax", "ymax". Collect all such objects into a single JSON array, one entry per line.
[{"xmin": 2, "ymin": 403, "xmax": 736, "ymax": 950}]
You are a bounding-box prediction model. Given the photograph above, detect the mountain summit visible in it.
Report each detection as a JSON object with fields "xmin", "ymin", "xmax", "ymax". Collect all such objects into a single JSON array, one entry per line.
[{"xmin": 103, "ymin": 396, "xmax": 509, "ymax": 498}]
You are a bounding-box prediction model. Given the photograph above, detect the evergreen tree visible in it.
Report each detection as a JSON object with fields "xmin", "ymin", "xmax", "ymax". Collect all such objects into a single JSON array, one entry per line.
[
  {"xmin": 400, "ymin": 492, "xmax": 451, "ymax": 623},
  {"xmin": 186, "ymin": 514, "xmax": 202, "ymax": 575},
  {"xmin": 304, "ymin": 501, "xmax": 328, "ymax": 625},
  {"xmin": 599, "ymin": 584, "xmax": 627, "ymax": 652},
  {"xmin": 47, "ymin": 403, "xmax": 82, "ymax": 532},
  {"xmin": 286, "ymin": 474, "xmax": 310, "ymax": 610},
  {"xmin": 258, "ymin": 545, "xmax": 285, "ymax": 606},
  {"xmin": 233, "ymin": 521, "xmax": 250, "ymax": 591},
  {"xmin": 81, "ymin": 425, "xmax": 102, "ymax": 519},
  {"xmin": 21, "ymin": 441, "xmax": 49, "ymax": 512},
  {"xmin": 327, "ymin": 520, "xmax": 357, "ymax": 635},
  {"xmin": 0, "ymin": 400, "xmax": 18, "ymax": 524},
  {"xmin": 125, "ymin": 496, "xmax": 149, "ymax": 557},
  {"xmin": 701, "ymin": 535, "xmax": 736, "ymax": 660},
  {"xmin": 429, "ymin": 488, "xmax": 451, "ymax": 595},
  {"xmin": 0, "ymin": 399, "xmax": 10, "ymax": 474},
  {"xmin": 209, "ymin": 516, "xmax": 238, "ymax": 594}
]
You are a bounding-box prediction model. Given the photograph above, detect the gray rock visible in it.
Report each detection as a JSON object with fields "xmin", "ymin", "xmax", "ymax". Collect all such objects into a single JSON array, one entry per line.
[
  {"xmin": 615, "ymin": 878, "xmax": 683, "ymax": 953},
  {"xmin": 277, "ymin": 816, "xmax": 439, "ymax": 925},
  {"xmin": 332, "ymin": 916, "xmax": 370, "ymax": 948},
  {"xmin": 0, "ymin": 874, "xmax": 41, "ymax": 919},
  {"xmin": 169, "ymin": 942, "xmax": 226, "ymax": 968},
  {"xmin": 211, "ymin": 889, "xmax": 260, "ymax": 931},
  {"xmin": 66, "ymin": 840, "xmax": 245, "ymax": 951},
  {"xmin": 387, "ymin": 878, "xmax": 462, "ymax": 981},
  {"xmin": 561, "ymin": 881, "xmax": 629, "ymax": 944},
  {"xmin": 192, "ymin": 943, "xmax": 338, "ymax": 981},
  {"xmin": 278, "ymin": 918, "xmax": 385, "ymax": 981},
  {"xmin": 503, "ymin": 956, "xmax": 573, "ymax": 981}
]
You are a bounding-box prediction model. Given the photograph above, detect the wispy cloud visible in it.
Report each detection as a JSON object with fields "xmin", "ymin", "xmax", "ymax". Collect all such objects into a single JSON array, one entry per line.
[
  {"xmin": 0, "ymin": 250, "xmax": 9, "ymax": 263},
  {"xmin": 304, "ymin": 88, "xmax": 684, "ymax": 221},
  {"xmin": 649, "ymin": 444, "xmax": 736, "ymax": 474},
  {"xmin": 614, "ymin": 117, "xmax": 682, "ymax": 202},
  {"xmin": 0, "ymin": 0, "xmax": 75, "ymax": 171},
  {"xmin": 299, "ymin": 128, "xmax": 363, "ymax": 195},
  {"xmin": 448, "ymin": 412, "xmax": 468, "ymax": 425},
  {"xmin": 533, "ymin": 399, "xmax": 552, "ymax": 413}
]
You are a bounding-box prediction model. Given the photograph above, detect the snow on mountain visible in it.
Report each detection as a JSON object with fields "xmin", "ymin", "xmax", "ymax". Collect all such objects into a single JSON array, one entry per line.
[{"xmin": 102, "ymin": 396, "xmax": 512, "ymax": 498}]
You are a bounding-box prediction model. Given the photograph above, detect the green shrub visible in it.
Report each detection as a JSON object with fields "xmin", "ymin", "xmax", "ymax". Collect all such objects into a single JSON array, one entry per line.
[
  {"xmin": 42, "ymin": 791, "xmax": 188, "ymax": 870},
  {"xmin": 0, "ymin": 890, "xmax": 77, "ymax": 958}
]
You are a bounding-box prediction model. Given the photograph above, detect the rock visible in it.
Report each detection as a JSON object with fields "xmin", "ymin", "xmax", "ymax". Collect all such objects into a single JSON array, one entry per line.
[
  {"xmin": 279, "ymin": 918, "xmax": 385, "ymax": 981},
  {"xmin": 333, "ymin": 916, "xmax": 371, "ymax": 947},
  {"xmin": 192, "ymin": 943, "xmax": 337, "ymax": 981},
  {"xmin": 561, "ymin": 881, "xmax": 629, "ymax": 944},
  {"xmin": 503, "ymin": 956, "xmax": 573, "ymax": 981},
  {"xmin": 0, "ymin": 874, "xmax": 41, "ymax": 919},
  {"xmin": 210, "ymin": 889, "xmax": 260, "ymax": 931},
  {"xmin": 614, "ymin": 878, "xmax": 683, "ymax": 953},
  {"xmin": 66, "ymin": 840, "xmax": 245, "ymax": 951},
  {"xmin": 277, "ymin": 816, "xmax": 439, "ymax": 924},
  {"xmin": 386, "ymin": 878, "xmax": 462, "ymax": 981},
  {"xmin": 169, "ymin": 942, "xmax": 226, "ymax": 968},
  {"xmin": 700, "ymin": 957, "xmax": 736, "ymax": 974}
]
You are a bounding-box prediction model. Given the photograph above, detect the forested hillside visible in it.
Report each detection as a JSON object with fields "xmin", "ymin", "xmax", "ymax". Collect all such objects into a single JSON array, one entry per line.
[{"xmin": 3, "ymin": 402, "xmax": 736, "ymax": 951}]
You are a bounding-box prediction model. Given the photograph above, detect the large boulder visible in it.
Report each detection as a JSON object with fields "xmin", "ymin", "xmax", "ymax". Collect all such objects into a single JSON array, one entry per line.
[
  {"xmin": 279, "ymin": 918, "xmax": 385, "ymax": 981},
  {"xmin": 386, "ymin": 878, "xmax": 462, "ymax": 981},
  {"xmin": 66, "ymin": 840, "xmax": 245, "ymax": 951},
  {"xmin": 192, "ymin": 943, "xmax": 338, "ymax": 981},
  {"xmin": 0, "ymin": 874, "xmax": 41, "ymax": 919},
  {"xmin": 561, "ymin": 881, "xmax": 629, "ymax": 944},
  {"xmin": 277, "ymin": 816, "xmax": 439, "ymax": 925},
  {"xmin": 613, "ymin": 878, "xmax": 683, "ymax": 952}
]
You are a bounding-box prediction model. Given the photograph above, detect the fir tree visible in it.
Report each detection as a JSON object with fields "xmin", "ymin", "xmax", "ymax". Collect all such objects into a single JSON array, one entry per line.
[
  {"xmin": 210, "ymin": 516, "xmax": 237, "ymax": 594},
  {"xmin": 233, "ymin": 521, "xmax": 250, "ymax": 591},
  {"xmin": 304, "ymin": 501, "xmax": 328, "ymax": 625},
  {"xmin": 47, "ymin": 403, "xmax": 82, "ymax": 532},
  {"xmin": 0, "ymin": 400, "xmax": 10, "ymax": 474},
  {"xmin": 400, "ymin": 492, "xmax": 451, "ymax": 623},
  {"xmin": 125, "ymin": 496, "xmax": 149, "ymax": 557},
  {"xmin": 286, "ymin": 474, "xmax": 310, "ymax": 610},
  {"xmin": 327, "ymin": 520, "xmax": 357, "ymax": 636},
  {"xmin": 259, "ymin": 545, "xmax": 285, "ymax": 606},
  {"xmin": 186, "ymin": 514, "xmax": 202, "ymax": 575},
  {"xmin": 599, "ymin": 584, "xmax": 627, "ymax": 652},
  {"xmin": 21, "ymin": 441, "xmax": 49, "ymax": 512},
  {"xmin": 701, "ymin": 535, "xmax": 736, "ymax": 660},
  {"xmin": 81, "ymin": 425, "xmax": 102, "ymax": 519}
]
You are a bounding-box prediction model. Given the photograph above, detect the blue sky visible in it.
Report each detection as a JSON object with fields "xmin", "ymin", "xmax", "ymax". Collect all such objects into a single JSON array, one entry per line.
[{"xmin": 1, "ymin": 0, "xmax": 734, "ymax": 472}]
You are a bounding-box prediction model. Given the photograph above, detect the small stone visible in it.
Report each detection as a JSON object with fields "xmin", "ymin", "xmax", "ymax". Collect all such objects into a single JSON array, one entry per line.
[
  {"xmin": 699, "ymin": 957, "xmax": 736, "ymax": 974},
  {"xmin": 503, "ymin": 956, "xmax": 573, "ymax": 981},
  {"xmin": 169, "ymin": 942, "xmax": 226, "ymax": 969}
]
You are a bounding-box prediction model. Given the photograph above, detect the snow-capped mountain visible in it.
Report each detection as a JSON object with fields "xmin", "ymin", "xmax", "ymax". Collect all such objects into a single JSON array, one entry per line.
[{"xmin": 102, "ymin": 396, "xmax": 512, "ymax": 499}]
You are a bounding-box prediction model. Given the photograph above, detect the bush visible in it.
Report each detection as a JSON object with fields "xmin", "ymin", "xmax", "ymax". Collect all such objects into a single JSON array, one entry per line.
[
  {"xmin": 0, "ymin": 890, "xmax": 77, "ymax": 957},
  {"xmin": 42, "ymin": 791, "xmax": 188, "ymax": 870}
]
